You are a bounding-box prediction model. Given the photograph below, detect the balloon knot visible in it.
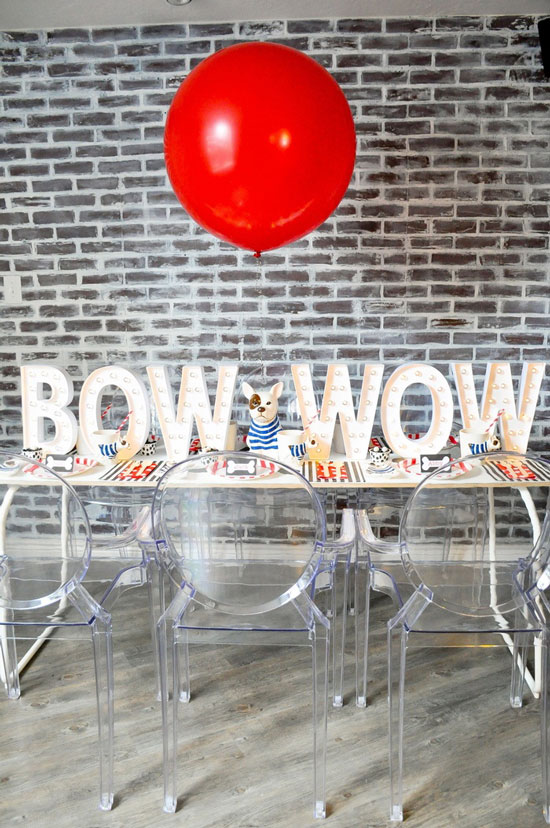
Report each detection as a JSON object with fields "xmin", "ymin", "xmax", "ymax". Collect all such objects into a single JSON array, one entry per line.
[{"xmin": 253, "ymin": 251, "xmax": 262, "ymax": 259}]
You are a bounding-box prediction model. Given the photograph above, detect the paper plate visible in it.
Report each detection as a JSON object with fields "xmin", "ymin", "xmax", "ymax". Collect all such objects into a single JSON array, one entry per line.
[
  {"xmin": 398, "ymin": 458, "xmax": 472, "ymax": 478},
  {"xmin": 0, "ymin": 457, "xmax": 21, "ymax": 474},
  {"xmin": 364, "ymin": 461, "xmax": 398, "ymax": 477},
  {"xmin": 206, "ymin": 457, "xmax": 277, "ymax": 481}
]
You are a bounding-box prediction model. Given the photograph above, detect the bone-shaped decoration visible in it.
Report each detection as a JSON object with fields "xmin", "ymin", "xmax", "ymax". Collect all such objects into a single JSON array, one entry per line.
[
  {"xmin": 419, "ymin": 454, "xmax": 452, "ymax": 473},
  {"xmin": 45, "ymin": 454, "xmax": 75, "ymax": 473},
  {"xmin": 226, "ymin": 459, "xmax": 257, "ymax": 476}
]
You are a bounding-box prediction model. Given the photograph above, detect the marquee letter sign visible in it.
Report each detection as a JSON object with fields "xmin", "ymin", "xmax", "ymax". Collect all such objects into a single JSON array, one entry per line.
[
  {"xmin": 79, "ymin": 365, "xmax": 150, "ymax": 457},
  {"xmin": 381, "ymin": 364, "xmax": 453, "ymax": 458},
  {"xmin": 147, "ymin": 364, "xmax": 238, "ymax": 460},
  {"xmin": 291, "ymin": 363, "xmax": 384, "ymax": 460},
  {"xmin": 20, "ymin": 364, "xmax": 78, "ymax": 454},
  {"xmin": 17, "ymin": 360, "xmax": 547, "ymax": 462},
  {"xmin": 452, "ymin": 362, "xmax": 544, "ymax": 453}
]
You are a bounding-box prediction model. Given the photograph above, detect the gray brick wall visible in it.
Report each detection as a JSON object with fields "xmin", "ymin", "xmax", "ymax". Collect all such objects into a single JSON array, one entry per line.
[{"xmin": 1, "ymin": 16, "xmax": 549, "ymax": 449}]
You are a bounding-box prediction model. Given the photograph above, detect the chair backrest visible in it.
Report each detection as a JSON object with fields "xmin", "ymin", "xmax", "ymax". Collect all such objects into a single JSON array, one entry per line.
[
  {"xmin": 399, "ymin": 451, "xmax": 550, "ymax": 617},
  {"xmin": 151, "ymin": 451, "xmax": 326, "ymax": 616},
  {"xmin": 77, "ymin": 485, "xmax": 151, "ymax": 552},
  {"xmin": 0, "ymin": 451, "xmax": 92, "ymax": 610}
]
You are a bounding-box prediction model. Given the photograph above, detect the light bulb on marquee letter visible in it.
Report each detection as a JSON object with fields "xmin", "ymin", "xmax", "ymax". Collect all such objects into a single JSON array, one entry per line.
[
  {"xmin": 79, "ymin": 365, "xmax": 150, "ymax": 458},
  {"xmin": 147, "ymin": 364, "xmax": 238, "ymax": 460},
  {"xmin": 20, "ymin": 364, "xmax": 78, "ymax": 454},
  {"xmin": 381, "ymin": 364, "xmax": 453, "ymax": 458}
]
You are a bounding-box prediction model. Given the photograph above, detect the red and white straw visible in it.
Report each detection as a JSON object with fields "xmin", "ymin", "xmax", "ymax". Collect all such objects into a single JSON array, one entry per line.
[
  {"xmin": 486, "ymin": 408, "xmax": 505, "ymax": 432},
  {"xmin": 116, "ymin": 410, "xmax": 132, "ymax": 432},
  {"xmin": 100, "ymin": 402, "xmax": 112, "ymax": 420}
]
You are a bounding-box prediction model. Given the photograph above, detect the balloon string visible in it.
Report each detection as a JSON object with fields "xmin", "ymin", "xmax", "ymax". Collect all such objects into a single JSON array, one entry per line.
[{"xmin": 256, "ymin": 253, "xmax": 264, "ymax": 374}]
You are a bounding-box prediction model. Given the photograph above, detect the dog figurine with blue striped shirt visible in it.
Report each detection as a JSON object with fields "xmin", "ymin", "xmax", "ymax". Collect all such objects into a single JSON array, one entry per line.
[
  {"xmin": 243, "ymin": 381, "xmax": 318, "ymax": 466},
  {"xmin": 242, "ymin": 381, "xmax": 284, "ymax": 455}
]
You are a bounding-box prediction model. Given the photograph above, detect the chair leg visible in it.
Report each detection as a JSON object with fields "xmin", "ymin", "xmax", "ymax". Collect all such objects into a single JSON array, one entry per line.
[
  {"xmin": 331, "ymin": 559, "xmax": 348, "ymax": 708},
  {"xmin": 312, "ymin": 624, "xmax": 329, "ymax": 819},
  {"xmin": 510, "ymin": 631, "xmax": 529, "ymax": 709},
  {"xmin": 0, "ymin": 620, "xmax": 20, "ymax": 700},
  {"xmin": 157, "ymin": 612, "xmax": 179, "ymax": 813},
  {"xmin": 91, "ymin": 616, "xmax": 114, "ymax": 811},
  {"xmin": 146, "ymin": 557, "xmax": 164, "ymax": 699},
  {"xmin": 176, "ymin": 630, "xmax": 191, "ymax": 703},
  {"xmin": 541, "ymin": 636, "xmax": 550, "ymax": 823},
  {"xmin": 355, "ymin": 560, "xmax": 370, "ymax": 708},
  {"xmin": 388, "ymin": 623, "xmax": 407, "ymax": 823}
]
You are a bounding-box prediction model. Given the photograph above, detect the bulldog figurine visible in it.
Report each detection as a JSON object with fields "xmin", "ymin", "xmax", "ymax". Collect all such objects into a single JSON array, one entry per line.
[{"xmin": 242, "ymin": 381, "xmax": 283, "ymax": 455}]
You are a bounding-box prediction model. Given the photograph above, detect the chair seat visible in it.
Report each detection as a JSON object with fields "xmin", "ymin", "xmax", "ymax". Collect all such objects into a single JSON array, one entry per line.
[
  {"xmin": 402, "ymin": 601, "xmax": 540, "ymax": 636},
  {"xmin": 174, "ymin": 598, "xmax": 312, "ymax": 634},
  {"xmin": 0, "ymin": 557, "xmax": 148, "ymax": 630}
]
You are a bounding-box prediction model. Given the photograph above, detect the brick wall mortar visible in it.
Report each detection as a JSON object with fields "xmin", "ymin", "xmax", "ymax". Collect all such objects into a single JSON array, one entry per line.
[{"xmin": 0, "ymin": 15, "xmax": 549, "ymax": 446}]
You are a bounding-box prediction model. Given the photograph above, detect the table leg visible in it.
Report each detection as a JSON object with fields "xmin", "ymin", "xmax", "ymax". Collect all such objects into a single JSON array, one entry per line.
[{"xmin": 488, "ymin": 487, "xmax": 538, "ymax": 698}]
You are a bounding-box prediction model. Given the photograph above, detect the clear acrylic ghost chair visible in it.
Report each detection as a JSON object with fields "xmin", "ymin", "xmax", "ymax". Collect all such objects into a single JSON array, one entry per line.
[
  {"xmin": 151, "ymin": 467, "xmax": 355, "ymax": 711},
  {"xmin": 352, "ymin": 421, "xmax": 470, "ymax": 707},
  {"xmin": 0, "ymin": 451, "xmax": 124, "ymax": 810},
  {"xmin": 152, "ymin": 451, "xmax": 333, "ymax": 819},
  {"xmin": 387, "ymin": 451, "xmax": 550, "ymax": 822}
]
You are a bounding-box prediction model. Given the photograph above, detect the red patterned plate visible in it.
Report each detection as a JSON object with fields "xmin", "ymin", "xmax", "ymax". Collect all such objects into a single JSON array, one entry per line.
[
  {"xmin": 23, "ymin": 456, "xmax": 99, "ymax": 478},
  {"xmin": 398, "ymin": 458, "xmax": 472, "ymax": 478}
]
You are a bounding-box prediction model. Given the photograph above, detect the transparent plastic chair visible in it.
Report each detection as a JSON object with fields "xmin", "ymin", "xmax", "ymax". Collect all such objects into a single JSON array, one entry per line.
[
  {"xmin": 151, "ymin": 451, "xmax": 336, "ymax": 819},
  {"xmin": 385, "ymin": 451, "xmax": 550, "ymax": 822},
  {"xmin": 352, "ymin": 419, "xmax": 485, "ymax": 707},
  {"xmin": 0, "ymin": 450, "xmax": 134, "ymax": 811}
]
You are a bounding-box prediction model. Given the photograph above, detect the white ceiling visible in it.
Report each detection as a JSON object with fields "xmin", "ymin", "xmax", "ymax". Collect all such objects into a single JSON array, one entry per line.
[{"xmin": 1, "ymin": 0, "xmax": 549, "ymax": 31}]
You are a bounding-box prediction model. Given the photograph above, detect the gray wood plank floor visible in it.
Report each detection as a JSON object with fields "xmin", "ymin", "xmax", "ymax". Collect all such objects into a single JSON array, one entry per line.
[{"xmin": 0, "ymin": 585, "xmax": 546, "ymax": 828}]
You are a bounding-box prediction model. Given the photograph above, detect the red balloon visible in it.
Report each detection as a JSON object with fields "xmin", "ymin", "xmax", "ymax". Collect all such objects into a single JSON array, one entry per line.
[{"xmin": 164, "ymin": 42, "xmax": 356, "ymax": 256}]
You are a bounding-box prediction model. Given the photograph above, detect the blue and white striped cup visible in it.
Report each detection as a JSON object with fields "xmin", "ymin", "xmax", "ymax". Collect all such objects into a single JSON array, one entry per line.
[
  {"xmin": 91, "ymin": 429, "xmax": 122, "ymax": 462},
  {"xmin": 459, "ymin": 427, "xmax": 500, "ymax": 456}
]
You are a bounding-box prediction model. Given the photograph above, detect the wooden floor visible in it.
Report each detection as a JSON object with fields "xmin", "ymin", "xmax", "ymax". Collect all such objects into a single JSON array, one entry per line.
[{"xmin": 1, "ymin": 585, "xmax": 547, "ymax": 828}]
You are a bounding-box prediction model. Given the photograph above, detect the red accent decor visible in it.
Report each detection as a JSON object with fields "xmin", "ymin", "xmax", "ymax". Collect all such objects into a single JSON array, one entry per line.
[{"xmin": 164, "ymin": 42, "xmax": 356, "ymax": 255}]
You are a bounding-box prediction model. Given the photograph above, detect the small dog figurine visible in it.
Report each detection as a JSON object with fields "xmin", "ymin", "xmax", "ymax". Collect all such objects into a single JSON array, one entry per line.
[{"xmin": 242, "ymin": 381, "xmax": 283, "ymax": 455}]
